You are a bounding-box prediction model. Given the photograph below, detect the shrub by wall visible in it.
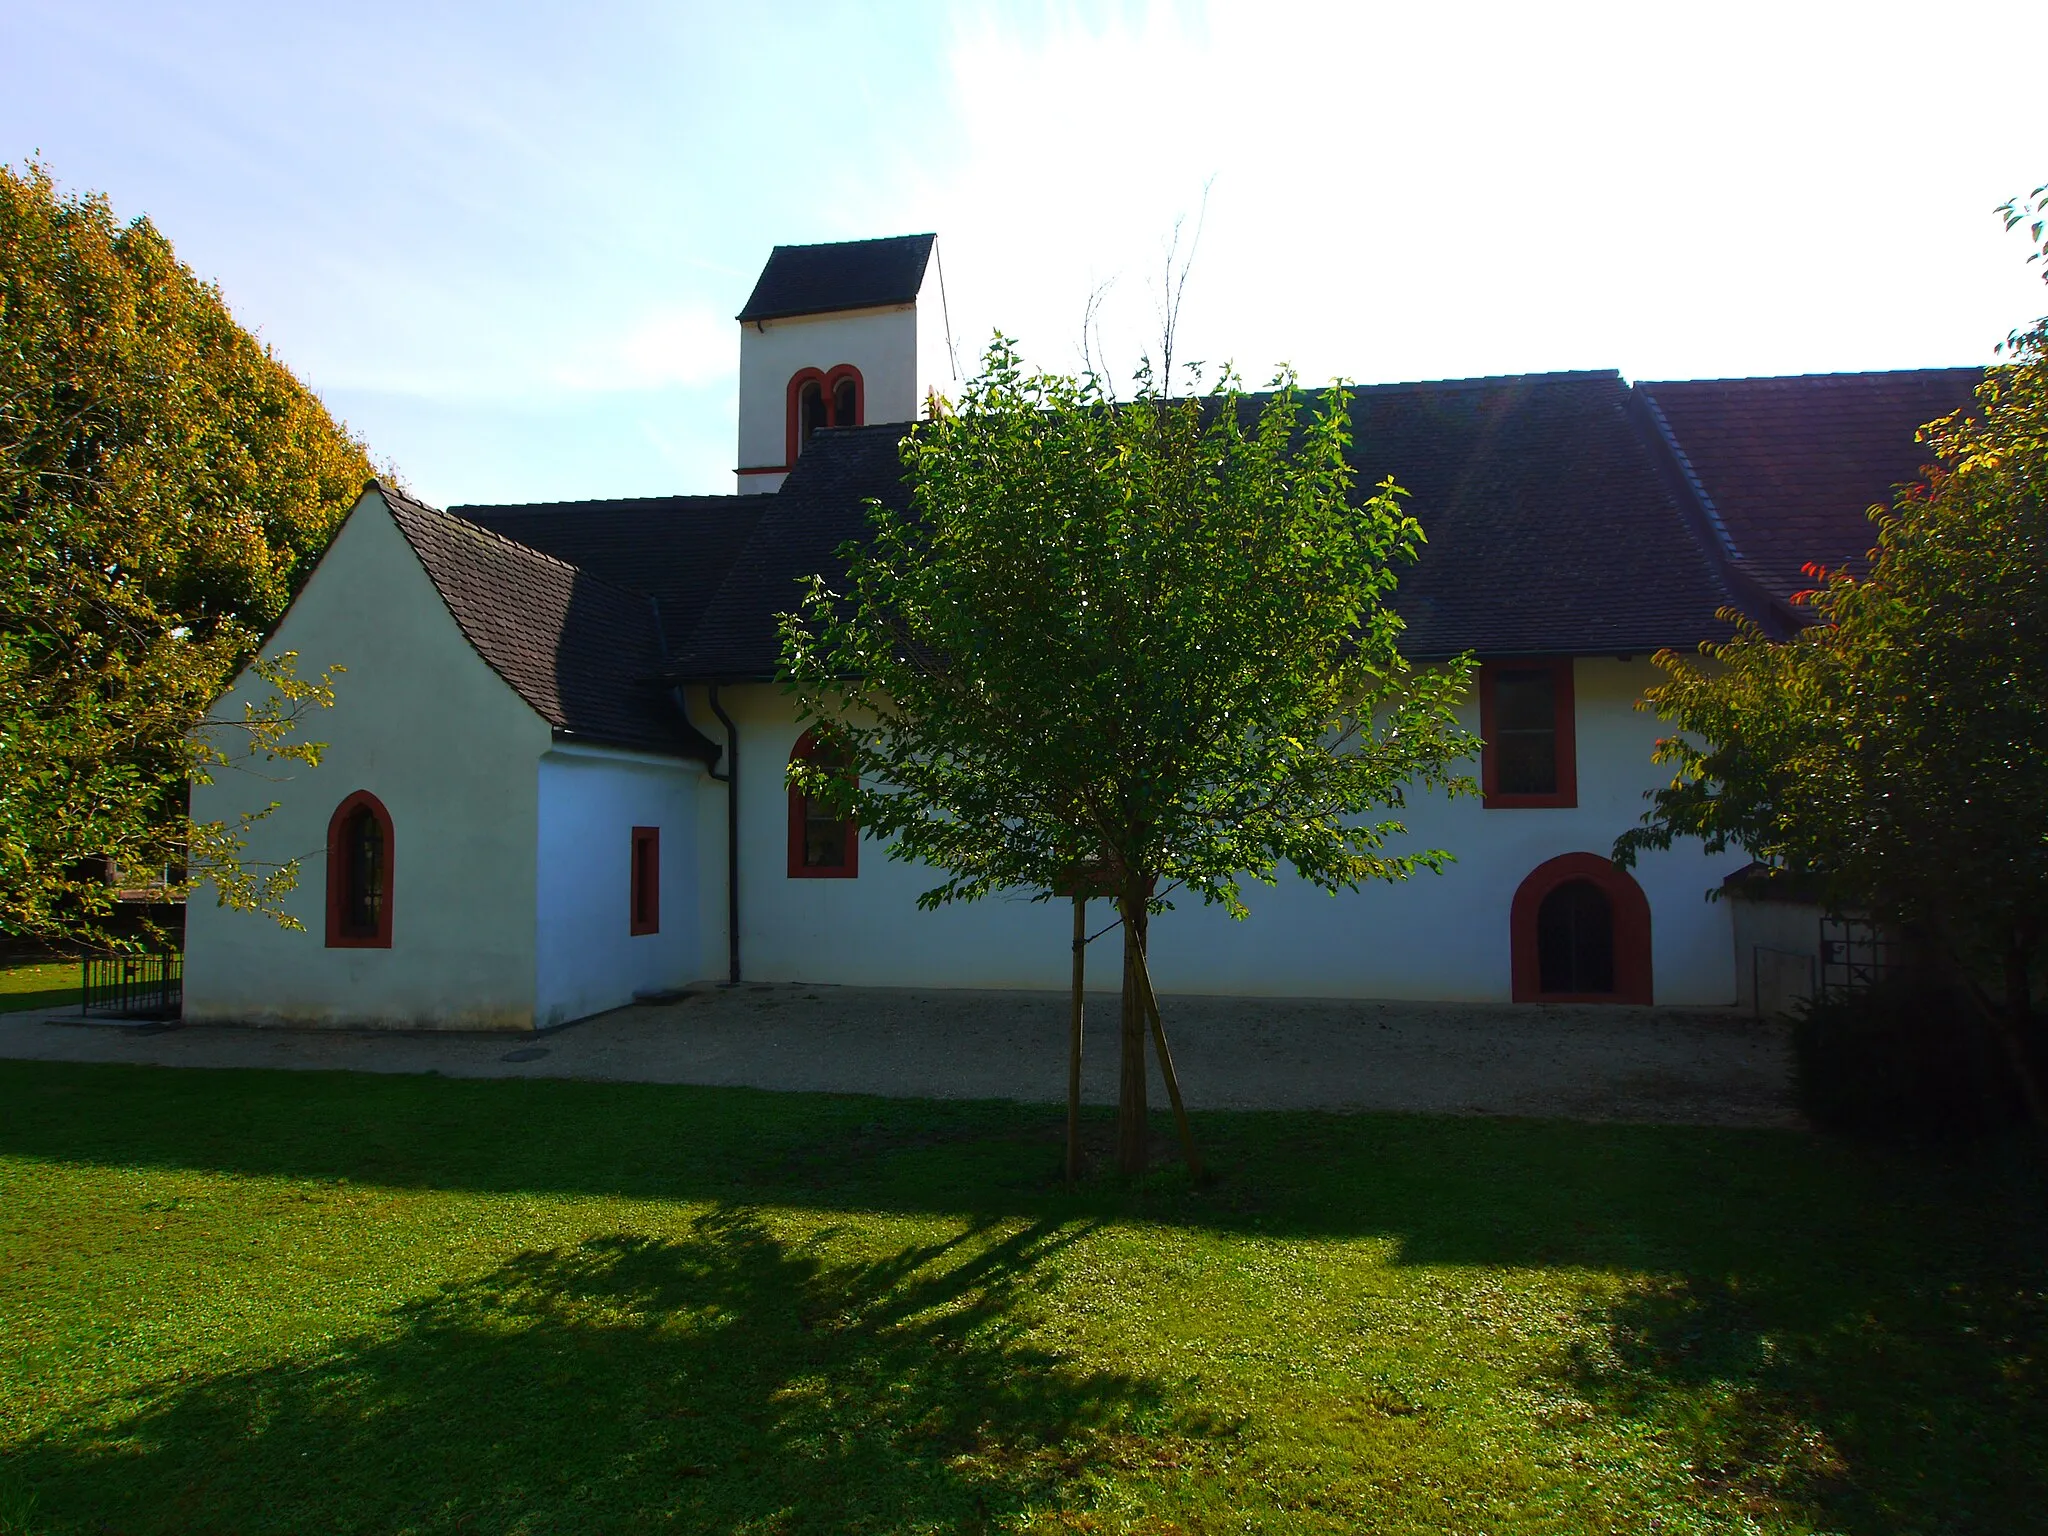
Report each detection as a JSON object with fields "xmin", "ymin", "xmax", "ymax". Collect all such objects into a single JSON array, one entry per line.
[{"xmin": 1795, "ymin": 977, "xmax": 2031, "ymax": 1140}]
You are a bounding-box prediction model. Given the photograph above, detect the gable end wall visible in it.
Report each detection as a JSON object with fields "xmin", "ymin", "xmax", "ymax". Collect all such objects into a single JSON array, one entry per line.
[{"xmin": 184, "ymin": 493, "xmax": 552, "ymax": 1029}]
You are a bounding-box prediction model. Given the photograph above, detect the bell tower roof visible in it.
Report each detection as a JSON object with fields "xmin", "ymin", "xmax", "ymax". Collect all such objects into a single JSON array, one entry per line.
[{"xmin": 736, "ymin": 233, "xmax": 936, "ymax": 324}]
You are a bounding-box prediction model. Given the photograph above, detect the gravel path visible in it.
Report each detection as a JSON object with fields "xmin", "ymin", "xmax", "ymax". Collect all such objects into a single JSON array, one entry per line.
[{"xmin": 0, "ymin": 985, "xmax": 1796, "ymax": 1128}]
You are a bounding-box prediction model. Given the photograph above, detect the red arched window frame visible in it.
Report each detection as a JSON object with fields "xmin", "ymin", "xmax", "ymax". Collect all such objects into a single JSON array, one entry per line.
[
  {"xmin": 325, "ymin": 790, "xmax": 395, "ymax": 949},
  {"xmin": 784, "ymin": 363, "xmax": 865, "ymax": 469},
  {"xmin": 1510, "ymin": 852, "xmax": 1652, "ymax": 1004},
  {"xmin": 787, "ymin": 729, "xmax": 859, "ymax": 879}
]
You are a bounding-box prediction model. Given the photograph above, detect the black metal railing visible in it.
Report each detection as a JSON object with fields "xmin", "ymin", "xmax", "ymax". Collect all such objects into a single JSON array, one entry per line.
[{"xmin": 80, "ymin": 951, "xmax": 182, "ymax": 1020}]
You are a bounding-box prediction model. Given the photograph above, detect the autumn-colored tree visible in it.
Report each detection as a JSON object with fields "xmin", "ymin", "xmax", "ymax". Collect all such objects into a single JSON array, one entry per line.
[
  {"xmin": 1618, "ymin": 190, "xmax": 2048, "ymax": 1120},
  {"xmin": 780, "ymin": 337, "xmax": 1475, "ymax": 1175},
  {"xmin": 0, "ymin": 161, "xmax": 373, "ymax": 943}
]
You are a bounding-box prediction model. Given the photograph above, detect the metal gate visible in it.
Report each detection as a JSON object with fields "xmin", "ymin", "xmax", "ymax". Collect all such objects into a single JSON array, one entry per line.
[
  {"xmin": 80, "ymin": 951, "xmax": 182, "ymax": 1020},
  {"xmin": 1818, "ymin": 916, "xmax": 1898, "ymax": 998}
]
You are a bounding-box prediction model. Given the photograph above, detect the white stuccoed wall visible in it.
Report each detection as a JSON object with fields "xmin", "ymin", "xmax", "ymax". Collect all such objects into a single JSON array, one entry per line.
[
  {"xmin": 712, "ymin": 659, "xmax": 1742, "ymax": 1004},
  {"xmin": 185, "ymin": 493, "xmax": 553, "ymax": 1029},
  {"xmin": 534, "ymin": 744, "xmax": 708, "ymax": 1027}
]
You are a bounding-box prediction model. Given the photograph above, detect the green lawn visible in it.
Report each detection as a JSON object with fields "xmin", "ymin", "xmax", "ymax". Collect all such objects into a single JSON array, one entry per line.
[
  {"xmin": 0, "ymin": 961, "xmax": 79, "ymax": 1015},
  {"xmin": 0, "ymin": 1062, "xmax": 2041, "ymax": 1535}
]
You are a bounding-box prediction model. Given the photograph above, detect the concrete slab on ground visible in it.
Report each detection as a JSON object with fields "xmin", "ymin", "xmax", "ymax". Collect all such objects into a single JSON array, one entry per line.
[{"xmin": 0, "ymin": 985, "xmax": 1797, "ymax": 1129}]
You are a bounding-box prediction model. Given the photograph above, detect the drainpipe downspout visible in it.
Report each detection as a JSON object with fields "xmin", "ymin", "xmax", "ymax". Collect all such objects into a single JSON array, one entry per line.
[{"xmin": 707, "ymin": 685, "xmax": 741, "ymax": 985}]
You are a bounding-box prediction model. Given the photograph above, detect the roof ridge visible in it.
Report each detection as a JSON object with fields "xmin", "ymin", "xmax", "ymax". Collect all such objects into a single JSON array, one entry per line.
[
  {"xmin": 450, "ymin": 492, "xmax": 742, "ymax": 514},
  {"xmin": 1222, "ymin": 370, "xmax": 1622, "ymax": 403},
  {"xmin": 766, "ymin": 231, "xmax": 936, "ymax": 253},
  {"xmin": 375, "ymin": 481, "xmax": 657, "ymax": 610},
  {"xmin": 1343, "ymin": 368, "xmax": 1621, "ymax": 392},
  {"xmin": 1637, "ymin": 366, "xmax": 1982, "ymax": 388}
]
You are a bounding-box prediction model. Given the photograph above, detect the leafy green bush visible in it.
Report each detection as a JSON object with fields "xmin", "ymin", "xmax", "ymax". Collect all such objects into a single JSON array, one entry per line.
[{"xmin": 1795, "ymin": 976, "xmax": 2030, "ymax": 1140}]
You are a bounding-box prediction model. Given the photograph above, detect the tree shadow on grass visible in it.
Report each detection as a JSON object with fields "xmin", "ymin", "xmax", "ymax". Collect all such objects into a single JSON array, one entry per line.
[
  {"xmin": 7, "ymin": 1065, "xmax": 2048, "ymax": 1532},
  {"xmin": 1559, "ymin": 1262, "xmax": 2048, "ymax": 1534},
  {"xmin": 8, "ymin": 1210, "xmax": 1161, "ymax": 1535}
]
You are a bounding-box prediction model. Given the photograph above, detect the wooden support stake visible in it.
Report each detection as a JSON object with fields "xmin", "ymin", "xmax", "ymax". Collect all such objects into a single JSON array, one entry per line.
[
  {"xmin": 1133, "ymin": 937, "xmax": 1203, "ymax": 1181},
  {"xmin": 1067, "ymin": 894, "xmax": 1086, "ymax": 1186}
]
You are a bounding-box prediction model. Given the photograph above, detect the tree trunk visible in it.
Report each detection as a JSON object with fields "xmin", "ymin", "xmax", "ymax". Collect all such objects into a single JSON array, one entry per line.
[
  {"xmin": 2001, "ymin": 922, "xmax": 2047, "ymax": 1129},
  {"xmin": 1967, "ymin": 980, "xmax": 2048, "ymax": 1130},
  {"xmin": 1116, "ymin": 892, "xmax": 1149, "ymax": 1175},
  {"xmin": 1932, "ymin": 916, "xmax": 2048, "ymax": 1132},
  {"xmin": 2006, "ymin": 923, "xmax": 2035, "ymax": 1038},
  {"xmin": 1067, "ymin": 894, "xmax": 1085, "ymax": 1187}
]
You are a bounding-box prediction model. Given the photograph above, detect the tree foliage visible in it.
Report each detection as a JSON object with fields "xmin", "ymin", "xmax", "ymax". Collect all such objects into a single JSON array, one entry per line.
[
  {"xmin": 1618, "ymin": 212, "xmax": 2048, "ymax": 1112},
  {"xmin": 0, "ymin": 161, "xmax": 373, "ymax": 943},
  {"xmin": 781, "ymin": 337, "xmax": 1475, "ymax": 1169}
]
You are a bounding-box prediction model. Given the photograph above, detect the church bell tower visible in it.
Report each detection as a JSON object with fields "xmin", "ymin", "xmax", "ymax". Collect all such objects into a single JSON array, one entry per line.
[{"xmin": 733, "ymin": 233, "xmax": 954, "ymax": 494}]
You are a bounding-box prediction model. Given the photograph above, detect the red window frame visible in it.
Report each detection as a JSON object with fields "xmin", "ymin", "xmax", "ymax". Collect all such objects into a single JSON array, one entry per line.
[
  {"xmin": 629, "ymin": 826, "xmax": 660, "ymax": 936},
  {"xmin": 1478, "ymin": 656, "xmax": 1577, "ymax": 809},
  {"xmin": 784, "ymin": 363, "xmax": 864, "ymax": 469},
  {"xmin": 325, "ymin": 790, "xmax": 394, "ymax": 949},
  {"xmin": 787, "ymin": 729, "xmax": 859, "ymax": 879},
  {"xmin": 1509, "ymin": 852, "xmax": 1653, "ymax": 1004}
]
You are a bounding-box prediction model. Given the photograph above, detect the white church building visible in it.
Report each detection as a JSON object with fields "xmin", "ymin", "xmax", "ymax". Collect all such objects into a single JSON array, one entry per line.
[{"xmin": 184, "ymin": 234, "xmax": 1979, "ymax": 1030}]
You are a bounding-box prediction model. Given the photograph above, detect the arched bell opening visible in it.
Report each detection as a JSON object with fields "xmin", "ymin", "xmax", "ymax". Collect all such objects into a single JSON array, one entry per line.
[{"xmin": 785, "ymin": 365, "xmax": 865, "ymax": 467}]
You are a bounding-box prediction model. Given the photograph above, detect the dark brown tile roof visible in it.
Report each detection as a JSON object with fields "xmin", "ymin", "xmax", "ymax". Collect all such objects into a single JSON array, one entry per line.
[
  {"xmin": 453, "ymin": 494, "xmax": 765, "ymax": 640},
  {"xmin": 1345, "ymin": 372, "xmax": 1734, "ymax": 659},
  {"xmin": 1635, "ymin": 369, "xmax": 1981, "ymax": 603},
  {"xmin": 675, "ymin": 372, "xmax": 1740, "ymax": 678},
  {"xmin": 380, "ymin": 367, "xmax": 1968, "ymax": 706},
  {"xmin": 735, "ymin": 234, "xmax": 935, "ymax": 323},
  {"xmin": 677, "ymin": 424, "xmax": 912, "ymax": 678},
  {"xmin": 377, "ymin": 484, "xmax": 716, "ymax": 759}
]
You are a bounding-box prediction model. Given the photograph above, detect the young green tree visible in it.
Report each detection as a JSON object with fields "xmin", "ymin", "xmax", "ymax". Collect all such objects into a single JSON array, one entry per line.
[
  {"xmin": 0, "ymin": 161, "xmax": 371, "ymax": 944},
  {"xmin": 780, "ymin": 338, "xmax": 1476, "ymax": 1174},
  {"xmin": 1617, "ymin": 195, "xmax": 2048, "ymax": 1119}
]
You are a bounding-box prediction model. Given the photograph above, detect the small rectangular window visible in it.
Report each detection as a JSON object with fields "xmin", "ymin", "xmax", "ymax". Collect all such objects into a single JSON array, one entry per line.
[
  {"xmin": 1492, "ymin": 668, "xmax": 1558, "ymax": 794},
  {"xmin": 629, "ymin": 827, "xmax": 659, "ymax": 935},
  {"xmin": 1480, "ymin": 658, "xmax": 1577, "ymax": 808}
]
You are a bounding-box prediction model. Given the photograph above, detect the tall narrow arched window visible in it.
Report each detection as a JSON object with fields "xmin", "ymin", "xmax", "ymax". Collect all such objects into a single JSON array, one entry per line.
[
  {"xmin": 326, "ymin": 791, "xmax": 394, "ymax": 948},
  {"xmin": 787, "ymin": 729, "xmax": 859, "ymax": 879},
  {"xmin": 785, "ymin": 365, "xmax": 865, "ymax": 468}
]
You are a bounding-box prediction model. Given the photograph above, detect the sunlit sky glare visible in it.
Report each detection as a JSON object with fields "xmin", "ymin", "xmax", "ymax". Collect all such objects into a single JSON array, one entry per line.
[{"xmin": 5, "ymin": 1, "xmax": 2045, "ymax": 507}]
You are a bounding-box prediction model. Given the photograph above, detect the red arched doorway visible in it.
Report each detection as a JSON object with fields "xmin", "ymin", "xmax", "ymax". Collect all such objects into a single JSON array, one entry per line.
[{"xmin": 1510, "ymin": 853, "xmax": 1652, "ymax": 1004}]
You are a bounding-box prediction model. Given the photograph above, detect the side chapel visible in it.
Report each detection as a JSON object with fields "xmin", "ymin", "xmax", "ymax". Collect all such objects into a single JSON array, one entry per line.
[{"xmin": 184, "ymin": 234, "xmax": 1979, "ymax": 1029}]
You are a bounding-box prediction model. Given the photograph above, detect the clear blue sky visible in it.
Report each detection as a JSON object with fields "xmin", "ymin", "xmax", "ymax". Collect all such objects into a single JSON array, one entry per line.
[{"xmin": 5, "ymin": 1, "xmax": 2043, "ymax": 507}]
